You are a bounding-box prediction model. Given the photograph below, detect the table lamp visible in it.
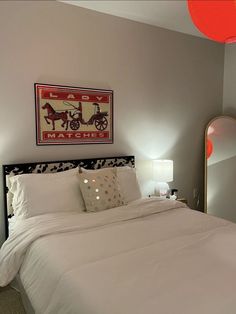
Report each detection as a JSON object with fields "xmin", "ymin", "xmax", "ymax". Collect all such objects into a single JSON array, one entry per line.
[{"xmin": 153, "ymin": 160, "xmax": 173, "ymax": 197}]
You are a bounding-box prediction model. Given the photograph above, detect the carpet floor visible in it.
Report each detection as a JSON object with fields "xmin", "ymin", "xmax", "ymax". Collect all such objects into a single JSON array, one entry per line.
[{"xmin": 0, "ymin": 286, "xmax": 25, "ymax": 314}]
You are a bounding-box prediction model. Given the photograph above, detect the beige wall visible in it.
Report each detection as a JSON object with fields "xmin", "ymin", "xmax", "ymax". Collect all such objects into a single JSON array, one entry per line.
[
  {"xmin": 223, "ymin": 44, "xmax": 236, "ymax": 115},
  {"xmin": 0, "ymin": 1, "xmax": 224, "ymax": 244}
]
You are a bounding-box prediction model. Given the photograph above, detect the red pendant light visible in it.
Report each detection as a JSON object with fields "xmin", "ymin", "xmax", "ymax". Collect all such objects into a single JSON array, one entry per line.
[
  {"xmin": 207, "ymin": 138, "xmax": 213, "ymax": 159},
  {"xmin": 187, "ymin": 0, "xmax": 236, "ymax": 43}
]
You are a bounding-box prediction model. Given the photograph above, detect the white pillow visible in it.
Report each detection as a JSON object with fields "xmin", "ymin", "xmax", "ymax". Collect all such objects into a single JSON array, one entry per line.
[
  {"xmin": 6, "ymin": 175, "xmax": 14, "ymax": 216},
  {"xmin": 9, "ymin": 168, "xmax": 85, "ymax": 218},
  {"xmin": 78, "ymin": 168, "xmax": 126, "ymax": 212},
  {"xmin": 81, "ymin": 166, "xmax": 142, "ymax": 203},
  {"xmin": 116, "ymin": 166, "xmax": 142, "ymax": 203}
]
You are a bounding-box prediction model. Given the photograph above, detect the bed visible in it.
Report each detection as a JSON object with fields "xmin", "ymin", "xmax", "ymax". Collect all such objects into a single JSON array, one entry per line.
[{"xmin": 1, "ymin": 156, "xmax": 236, "ymax": 314}]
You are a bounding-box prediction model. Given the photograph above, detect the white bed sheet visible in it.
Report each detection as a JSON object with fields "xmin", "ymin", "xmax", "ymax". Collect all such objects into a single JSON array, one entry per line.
[
  {"xmin": 8, "ymin": 216, "xmax": 16, "ymax": 235},
  {"xmin": 1, "ymin": 198, "xmax": 236, "ymax": 314}
]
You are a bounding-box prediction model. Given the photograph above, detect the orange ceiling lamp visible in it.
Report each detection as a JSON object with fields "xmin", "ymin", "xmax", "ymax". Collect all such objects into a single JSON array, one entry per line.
[
  {"xmin": 207, "ymin": 138, "xmax": 213, "ymax": 159},
  {"xmin": 187, "ymin": 0, "xmax": 236, "ymax": 44}
]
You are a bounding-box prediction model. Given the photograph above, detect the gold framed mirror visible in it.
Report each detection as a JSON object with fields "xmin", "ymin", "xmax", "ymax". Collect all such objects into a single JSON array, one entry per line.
[{"xmin": 205, "ymin": 115, "xmax": 236, "ymax": 222}]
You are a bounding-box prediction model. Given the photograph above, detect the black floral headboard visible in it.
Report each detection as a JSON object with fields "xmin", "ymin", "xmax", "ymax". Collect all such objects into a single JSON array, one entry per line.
[{"xmin": 2, "ymin": 155, "xmax": 135, "ymax": 238}]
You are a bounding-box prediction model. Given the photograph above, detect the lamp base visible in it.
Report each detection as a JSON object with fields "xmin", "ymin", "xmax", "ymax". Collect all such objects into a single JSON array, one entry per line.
[{"xmin": 155, "ymin": 182, "xmax": 170, "ymax": 198}]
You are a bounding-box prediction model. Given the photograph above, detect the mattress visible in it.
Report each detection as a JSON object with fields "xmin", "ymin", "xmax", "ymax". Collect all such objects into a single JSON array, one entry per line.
[{"xmin": 1, "ymin": 198, "xmax": 236, "ymax": 314}]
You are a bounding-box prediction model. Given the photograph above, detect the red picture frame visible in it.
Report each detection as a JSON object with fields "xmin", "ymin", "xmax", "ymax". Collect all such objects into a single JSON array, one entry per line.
[{"xmin": 35, "ymin": 83, "xmax": 113, "ymax": 145}]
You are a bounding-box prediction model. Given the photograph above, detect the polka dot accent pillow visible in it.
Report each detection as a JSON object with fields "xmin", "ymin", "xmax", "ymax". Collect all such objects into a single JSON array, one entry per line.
[{"xmin": 78, "ymin": 168, "xmax": 126, "ymax": 212}]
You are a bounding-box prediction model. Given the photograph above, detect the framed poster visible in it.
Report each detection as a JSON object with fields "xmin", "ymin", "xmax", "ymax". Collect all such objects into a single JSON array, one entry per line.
[{"xmin": 35, "ymin": 83, "xmax": 113, "ymax": 145}]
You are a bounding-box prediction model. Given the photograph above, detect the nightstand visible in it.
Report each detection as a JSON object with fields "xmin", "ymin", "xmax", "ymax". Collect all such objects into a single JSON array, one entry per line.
[
  {"xmin": 177, "ymin": 198, "xmax": 188, "ymax": 205},
  {"xmin": 148, "ymin": 195, "xmax": 161, "ymax": 199},
  {"xmin": 148, "ymin": 195, "xmax": 188, "ymax": 205}
]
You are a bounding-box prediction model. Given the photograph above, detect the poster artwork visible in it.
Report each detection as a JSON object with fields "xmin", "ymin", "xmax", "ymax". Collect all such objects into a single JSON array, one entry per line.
[{"xmin": 35, "ymin": 83, "xmax": 113, "ymax": 145}]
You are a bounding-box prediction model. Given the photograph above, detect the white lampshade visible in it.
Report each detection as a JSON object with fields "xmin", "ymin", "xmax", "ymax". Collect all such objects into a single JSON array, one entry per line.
[{"xmin": 153, "ymin": 160, "xmax": 173, "ymax": 182}]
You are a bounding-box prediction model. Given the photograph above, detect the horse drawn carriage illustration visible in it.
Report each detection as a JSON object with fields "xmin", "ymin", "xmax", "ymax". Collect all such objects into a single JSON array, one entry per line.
[{"xmin": 42, "ymin": 101, "xmax": 109, "ymax": 131}]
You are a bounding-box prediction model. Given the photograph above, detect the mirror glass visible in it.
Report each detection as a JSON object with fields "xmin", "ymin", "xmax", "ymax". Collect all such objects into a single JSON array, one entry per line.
[{"xmin": 206, "ymin": 116, "xmax": 236, "ymax": 222}]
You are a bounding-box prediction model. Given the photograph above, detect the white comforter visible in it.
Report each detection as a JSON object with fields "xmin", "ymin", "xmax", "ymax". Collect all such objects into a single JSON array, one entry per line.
[{"xmin": 1, "ymin": 198, "xmax": 236, "ymax": 314}]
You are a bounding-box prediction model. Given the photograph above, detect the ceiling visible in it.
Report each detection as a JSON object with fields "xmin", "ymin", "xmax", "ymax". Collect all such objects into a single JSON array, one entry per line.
[{"xmin": 61, "ymin": 1, "xmax": 204, "ymax": 39}]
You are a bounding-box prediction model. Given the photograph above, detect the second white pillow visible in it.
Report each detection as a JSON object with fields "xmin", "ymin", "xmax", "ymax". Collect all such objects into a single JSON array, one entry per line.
[{"xmin": 116, "ymin": 166, "xmax": 142, "ymax": 203}]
